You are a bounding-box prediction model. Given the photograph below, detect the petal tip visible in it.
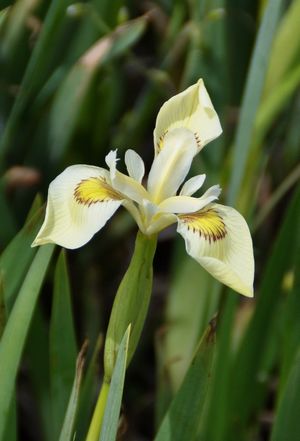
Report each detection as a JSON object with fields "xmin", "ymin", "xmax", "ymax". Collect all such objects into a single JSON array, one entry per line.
[{"xmin": 243, "ymin": 286, "xmax": 254, "ymax": 298}]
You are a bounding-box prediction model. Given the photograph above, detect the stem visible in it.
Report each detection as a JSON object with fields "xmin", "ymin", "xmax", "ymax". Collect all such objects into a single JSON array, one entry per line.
[
  {"xmin": 104, "ymin": 231, "xmax": 157, "ymax": 380},
  {"xmin": 86, "ymin": 380, "xmax": 110, "ymax": 441}
]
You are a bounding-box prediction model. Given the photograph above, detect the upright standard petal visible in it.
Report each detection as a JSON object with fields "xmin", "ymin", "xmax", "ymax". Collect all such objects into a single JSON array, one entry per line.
[
  {"xmin": 147, "ymin": 128, "xmax": 198, "ymax": 203},
  {"xmin": 32, "ymin": 165, "xmax": 125, "ymax": 249},
  {"xmin": 153, "ymin": 79, "xmax": 222, "ymax": 155},
  {"xmin": 125, "ymin": 149, "xmax": 145, "ymax": 183},
  {"xmin": 177, "ymin": 204, "xmax": 254, "ymax": 297},
  {"xmin": 105, "ymin": 149, "xmax": 148, "ymax": 204},
  {"xmin": 180, "ymin": 174, "xmax": 206, "ymax": 196}
]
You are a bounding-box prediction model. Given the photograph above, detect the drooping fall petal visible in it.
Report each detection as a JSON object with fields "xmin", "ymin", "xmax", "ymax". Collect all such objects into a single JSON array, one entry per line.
[
  {"xmin": 177, "ymin": 204, "xmax": 254, "ymax": 297},
  {"xmin": 32, "ymin": 165, "xmax": 125, "ymax": 249}
]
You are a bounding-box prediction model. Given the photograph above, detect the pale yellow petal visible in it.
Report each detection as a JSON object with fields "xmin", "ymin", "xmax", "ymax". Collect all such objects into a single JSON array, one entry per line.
[
  {"xmin": 125, "ymin": 149, "xmax": 145, "ymax": 183},
  {"xmin": 158, "ymin": 185, "xmax": 221, "ymax": 214},
  {"xmin": 147, "ymin": 128, "xmax": 198, "ymax": 203},
  {"xmin": 180, "ymin": 174, "xmax": 206, "ymax": 196},
  {"xmin": 112, "ymin": 170, "xmax": 149, "ymax": 204},
  {"xmin": 32, "ymin": 165, "xmax": 124, "ymax": 249},
  {"xmin": 177, "ymin": 204, "xmax": 254, "ymax": 297},
  {"xmin": 154, "ymin": 79, "xmax": 222, "ymax": 155}
]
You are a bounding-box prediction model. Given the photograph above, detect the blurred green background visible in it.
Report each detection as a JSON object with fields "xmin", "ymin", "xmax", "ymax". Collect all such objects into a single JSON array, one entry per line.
[{"xmin": 0, "ymin": 0, "xmax": 300, "ymax": 440}]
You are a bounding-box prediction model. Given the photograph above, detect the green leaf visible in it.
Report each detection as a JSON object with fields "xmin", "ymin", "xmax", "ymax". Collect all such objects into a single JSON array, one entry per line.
[
  {"xmin": 26, "ymin": 306, "xmax": 52, "ymax": 441},
  {"xmin": 76, "ymin": 335, "xmax": 103, "ymax": 440},
  {"xmin": 0, "ymin": 177, "xmax": 17, "ymax": 243},
  {"xmin": 163, "ymin": 252, "xmax": 220, "ymax": 393},
  {"xmin": 99, "ymin": 325, "xmax": 131, "ymax": 441},
  {"xmin": 48, "ymin": 16, "xmax": 147, "ymax": 162},
  {"xmin": 0, "ymin": 0, "xmax": 39, "ymax": 59},
  {"xmin": 0, "ymin": 244, "xmax": 54, "ymax": 440},
  {"xmin": 58, "ymin": 341, "xmax": 88, "ymax": 441},
  {"xmin": 271, "ymin": 347, "xmax": 300, "ymax": 441},
  {"xmin": 0, "ymin": 7, "xmax": 9, "ymax": 30},
  {"xmin": 0, "ymin": 196, "xmax": 43, "ymax": 314},
  {"xmin": 2, "ymin": 395, "xmax": 16, "ymax": 441},
  {"xmin": 154, "ymin": 322, "xmax": 216, "ymax": 441},
  {"xmin": 227, "ymin": 0, "xmax": 284, "ymax": 205},
  {"xmin": 256, "ymin": 63, "xmax": 300, "ymax": 142},
  {"xmin": 50, "ymin": 251, "xmax": 77, "ymax": 439},
  {"xmin": 201, "ymin": 294, "xmax": 238, "ymax": 441},
  {"xmin": 104, "ymin": 231, "xmax": 157, "ymax": 380},
  {"xmin": 229, "ymin": 185, "xmax": 300, "ymax": 430},
  {"xmin": 264, "ymin": 0, "xmax": 300, "ymax": 97},
  {"xmin": 0, "ymin": 0, "xmax": 74, "ymax": 164}
]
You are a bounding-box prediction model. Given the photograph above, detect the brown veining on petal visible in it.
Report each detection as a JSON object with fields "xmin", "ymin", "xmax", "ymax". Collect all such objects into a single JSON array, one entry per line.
[{"xmin": 179, "ymin": 207, "xmax": 227, "ymax": 243}]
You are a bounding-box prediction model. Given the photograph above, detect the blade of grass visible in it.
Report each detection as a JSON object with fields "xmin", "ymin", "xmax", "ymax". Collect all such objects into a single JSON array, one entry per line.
[
  {"xmin": 26, "ymin": 306, "xmax": 52, "ymax": 441},
  {"xmin": 154, "ymin": 321, "xmax": 216, "ymax": 441},
  {"xmin": 254, "ymin": 162, "xmax": 300, "ymax": 231},
  {"xmin": 59, "ymin": 340, "xmax": 88, "ymax": 441},
  {"xmin": 50, "ymin": 250, "xmax": 77, "ymax": 439},
  {"xmin": 229, "ymin": 185, "xmax": 300, "ymax": 430},
  {"xmin": 278, "ymin": 195, "xmax": 300, "ymax": 387},
  {"xmin": 76, "ymin": 335, "xmax": 103, "ymax": 441},
  {"xmin": 263, "ymin": 0, "xmax": 300, "ymax": 97},
  {"xmin": 0, "ymin": 7, "xmax": 9, "ymax": 29},
  {"xmin": 0, "ymin": 244, "xmax": 54, "ymax": 440},
  {"xmin": 0, "ymin": 196, "xmax": 43, "ymax": 313},
  {"xmin": 255, "ymin": 63, "xmax": 300, "ymax": 142},
  {"xmin": 48, "ymin": 16, "xmax": 147, "ymax": 163},
  {"xmin": 163, "ymin": 250, "xmax": 220, "ymax": 392},
  {"xmin": 200, "ymin": 293, "xmax": 238, "ymax": 441},
  {"xmin": 227, "ymin": 0, "xmax": 284, "ymax": 205},
  {"xmin": 0, "ymin": 0, "xmax": 39, "ymax": 59},
  {"xmin": 0, "ymin": 0, "xmax": 74, "ymax": 165},
  {"xmin": 98, "ymin": 325, "xmax": 131, "ymax": 441},
  {"xmin": 271, "ymin": 347, "xmax": 300, "ymax": 441}
]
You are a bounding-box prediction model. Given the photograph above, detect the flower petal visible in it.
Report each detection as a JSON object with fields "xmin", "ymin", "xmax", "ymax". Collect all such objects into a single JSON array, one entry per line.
[
  {"xmin": 177, "ymin": 204, "xmax": 254, "ymax": 297},
  {"xmin": 112, "ymin": 171, "xmax": 149, "ymax": 204},
  {"xmin": 146, "ymin": 212, "xmax": 177, "ymax": 235},
  {"xmin": 158, "ymin": 184, "xmax": 221, "ymax": 214},
  {"xmin": 147, "ymin": 128, "xmax": 198, "ymax": 203},
  {"xmin": 180, "ymin": 174, "xmax": 206, "ymax": 196},
  {"xmin": 105, "ymin": 150, "xmax": 118, "ymax": 179},
  {"xmin": 105, "ymin": 149, "xmax": 149, "ymax": 204},
  {"xmin": 154, "ymin": 78, "xmax": 222, "ymax": 155},
  {"xmin": 125, "ymin": 149, "xmax": 145, "ymax": 183},
  {"xmin": 32, "ymin": 165, "xmax": 124, "ymax": 249}
]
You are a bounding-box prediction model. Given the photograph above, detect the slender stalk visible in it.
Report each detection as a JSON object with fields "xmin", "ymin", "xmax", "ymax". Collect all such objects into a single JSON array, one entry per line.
[{"xmin": 85, "ymin": 380, "xmax": 110, "ymax": 441}]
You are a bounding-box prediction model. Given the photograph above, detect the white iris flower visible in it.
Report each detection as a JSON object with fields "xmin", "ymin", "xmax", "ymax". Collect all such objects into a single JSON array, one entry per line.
[{"xmin": 32, "ymin": 79, "xmax": 254, "ymax": 297}]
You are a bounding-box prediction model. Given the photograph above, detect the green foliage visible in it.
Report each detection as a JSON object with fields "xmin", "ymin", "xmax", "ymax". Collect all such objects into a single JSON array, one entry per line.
[
  {"xmin": 0, "ymin": 0, "xmax": 299, "ymax": 440},
  {"xmin": 50, "ymin": 251, "xmax": 77, "ymax": 438},
  {"xmin": 0, "ymin": 245, "xmax": 54, "ymax": 440},
  {"xmin": 58, "ymin": 341, "xmax": 87, "ymax": 441},
  {"xmin": 99, "ymin": 326, "xmax": 130, "ymax": 441},
  {"xmin": 104, "ymin": 231, "xmax": 157, "ymax": 380},
  {"xmin": 155, "ymin": 322, "xmax": 215, "ymax": 441}
]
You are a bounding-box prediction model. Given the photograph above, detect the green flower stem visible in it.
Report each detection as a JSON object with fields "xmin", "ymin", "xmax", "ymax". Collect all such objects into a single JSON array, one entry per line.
[
  {"xmin": 104, "ymin": 230, "xmax": 157, "ymax": 381},
  {"xmin": 86, "ymin": 380, "xmax": 110, "ymax": 441}
]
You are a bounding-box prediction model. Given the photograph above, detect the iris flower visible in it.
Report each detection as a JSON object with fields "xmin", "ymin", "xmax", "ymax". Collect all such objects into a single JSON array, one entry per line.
[{"xmin": 32, "ymin": 79, "xmax": 254, "ymax": 297}]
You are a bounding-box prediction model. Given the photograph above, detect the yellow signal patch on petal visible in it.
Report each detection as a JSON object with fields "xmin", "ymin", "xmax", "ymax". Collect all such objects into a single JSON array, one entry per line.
[
  {"xmin": 179, "ymin": 207, "xmax": 227, "ymax": 243},
  {"xmin": 74, "ymin": 177, "xmax": 123, "ymax": 206}
]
